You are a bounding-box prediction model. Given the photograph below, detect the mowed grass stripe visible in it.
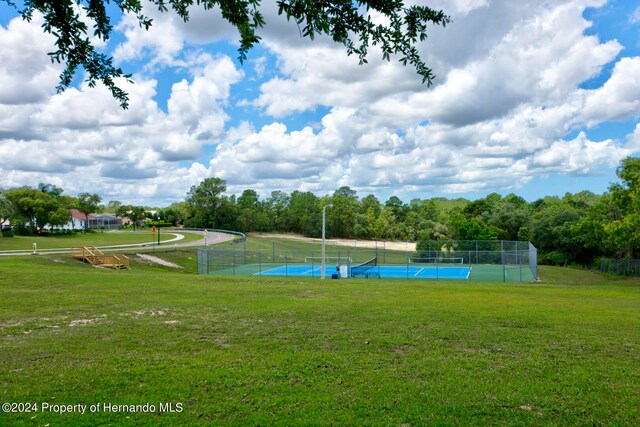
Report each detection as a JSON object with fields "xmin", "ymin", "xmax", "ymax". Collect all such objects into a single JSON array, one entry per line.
[{"xmin": 0, "ymin": 258, "xmax": 639, "ymax": 426}]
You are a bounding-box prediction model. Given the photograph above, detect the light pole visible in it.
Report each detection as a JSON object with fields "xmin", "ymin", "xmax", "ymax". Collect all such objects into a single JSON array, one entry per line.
[{"xmin": 321, "ymin": 204, "xmax": 333, "ymax": 280}]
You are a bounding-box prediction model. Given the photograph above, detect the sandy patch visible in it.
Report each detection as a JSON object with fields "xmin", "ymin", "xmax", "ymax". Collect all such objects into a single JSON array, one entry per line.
[
  {"xmin": 120, "ymin": 309, "xmax": 170, "ymax": 318},
  {"xmin": 136, "ymin": 254, "xmax": 184, "ymax": 269},
  {"xmin": 68, "ymin": 319, "xmax": 96, "ymax": 327},
  {"xmin": 251, "ymin": 233, "xmax": 416, "ymax": 251},
  {"xmin": 68, "ymin": 316, "xmax": 106, "ymax": 327}
]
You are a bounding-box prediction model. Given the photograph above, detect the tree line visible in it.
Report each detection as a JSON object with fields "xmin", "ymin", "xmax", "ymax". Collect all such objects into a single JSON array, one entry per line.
[
  {"xmin": 2, "ymin": 157, "xmax": 640, "ymax": 266},
  {"xmin": 0, "ymin": 184, "xmax": 154, "ymax": 235}
]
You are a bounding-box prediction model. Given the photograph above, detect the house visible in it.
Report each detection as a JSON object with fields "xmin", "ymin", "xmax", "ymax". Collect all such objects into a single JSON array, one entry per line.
[
  {"xmin": 60, "ymin": 209, "xmax": 94, "ymax": 230},
  {"xmin": 89, "ymin": 213, "xmax": 122, "ymax": 229},
  {"xmin": 60, "ymin": 209, "xmax": 122, "ymax": 230}
]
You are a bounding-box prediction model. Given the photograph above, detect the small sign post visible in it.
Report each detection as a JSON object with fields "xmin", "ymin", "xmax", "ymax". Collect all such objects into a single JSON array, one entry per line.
[{"xmin": 151, "ymin": 226, "xmax": 157, "ymax": 246}]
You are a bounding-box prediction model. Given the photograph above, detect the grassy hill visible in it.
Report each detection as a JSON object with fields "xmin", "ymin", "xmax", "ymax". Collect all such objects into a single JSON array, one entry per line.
[{"xmin": 1, "ymin": 254, "xmax": 638, "ymax": 425}]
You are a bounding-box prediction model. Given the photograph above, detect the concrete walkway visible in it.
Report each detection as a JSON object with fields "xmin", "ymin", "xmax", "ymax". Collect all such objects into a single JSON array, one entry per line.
[{"xmin": 0, "ymin": 229, "xmax": 234, "ymax": 257}]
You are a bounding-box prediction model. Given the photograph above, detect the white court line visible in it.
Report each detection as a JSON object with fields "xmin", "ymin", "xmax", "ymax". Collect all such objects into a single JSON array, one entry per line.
[
  {"xmin": 302, "ymin": 267, "xmax": 321, "ymax": 276},
  {"xmin": 254, "ymin": 266, "xmax": 281, "ymax": 276},
  {"xmin": 253, "ymin": 266, "xmax": 321, "ymax": 276}
]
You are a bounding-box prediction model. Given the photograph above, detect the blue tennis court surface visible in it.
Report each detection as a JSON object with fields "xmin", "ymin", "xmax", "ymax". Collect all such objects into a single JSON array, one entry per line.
[
  {"xmin": 379, "ymin": 265, "xmax": 471, "ymax": 279},
  {"xmin": 257, "ymin": 265, "xmax": 329, "ymax": 277},
  {"xmin": 255, "ymin": 264, "xmax": 471, "ymax": 279}
]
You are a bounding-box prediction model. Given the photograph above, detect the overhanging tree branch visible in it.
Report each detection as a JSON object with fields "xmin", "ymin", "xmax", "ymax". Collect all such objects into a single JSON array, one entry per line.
[{"xmin": 4, "ymin": 0, "xmax": 449, "ymax": 109}]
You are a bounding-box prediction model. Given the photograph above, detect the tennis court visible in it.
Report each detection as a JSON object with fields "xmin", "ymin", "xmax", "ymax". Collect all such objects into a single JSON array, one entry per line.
[
  {"xmin": 197, "ymin": 239, "xmax": 538, "ymax": 282},
  {"xmin": 255, "ymin": 264, "xmax": 471, "ymax": 279},
  {"xmin": 377, "ymin": 265, "xmax": 471, "ymax": 279}
]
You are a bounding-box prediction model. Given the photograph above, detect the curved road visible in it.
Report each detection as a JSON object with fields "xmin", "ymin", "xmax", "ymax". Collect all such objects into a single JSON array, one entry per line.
[{"xmin": 0, "ymin": 229, "xmax": 235, "ymax": 257}]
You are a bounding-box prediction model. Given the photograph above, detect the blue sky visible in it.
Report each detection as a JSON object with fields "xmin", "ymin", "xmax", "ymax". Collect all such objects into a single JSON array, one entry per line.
[{"xmin": 1, "ymin": 0, "xmax": 640, "ymax": 206}]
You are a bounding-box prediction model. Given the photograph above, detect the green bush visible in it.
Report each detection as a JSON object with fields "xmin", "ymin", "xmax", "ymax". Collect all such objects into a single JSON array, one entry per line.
[
  {"xmin": 539, "ymin": 250, "xmax": 570, "ymax": 266},
  {"xmin": 13, "ymin": 224, "xmax": 33, "ymax": 236},
  {"xmin": 146, "ymin": 221, "xmax": 173, "ymax": 228}
]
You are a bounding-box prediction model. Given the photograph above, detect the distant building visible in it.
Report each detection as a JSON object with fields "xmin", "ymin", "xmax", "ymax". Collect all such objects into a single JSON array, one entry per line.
[
  {"xmin": 60, "ymin": 209, "xmax": 93, "ymax": 230},
  {"xmin": 89, "ymin": 213, "xmax": 122, "ymax": 229},
  {"xmin": 60, "ymin": 209, "xmax": 122, "ymax": 230}
]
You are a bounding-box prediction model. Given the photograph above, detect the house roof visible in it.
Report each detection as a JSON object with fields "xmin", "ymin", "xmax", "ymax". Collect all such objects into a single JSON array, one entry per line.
[{"xmin": 70, "ymin": 209, "xmax": 95, "ymax": 220}]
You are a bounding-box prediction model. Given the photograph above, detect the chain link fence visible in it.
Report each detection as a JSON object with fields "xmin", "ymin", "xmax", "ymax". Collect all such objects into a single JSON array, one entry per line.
[
  {"xmin": 599, "ymin": 259, "xmax": 640, "ymax": 277},
  {"xmin": 197, "ymin": 240, "xmax": 538, "ymax": 282}
]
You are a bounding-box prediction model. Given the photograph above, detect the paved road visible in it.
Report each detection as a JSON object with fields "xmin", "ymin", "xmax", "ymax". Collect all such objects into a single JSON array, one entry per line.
[
  {"xmin": 164, "ymin": 229, "xmax": 235, "ymax": 248},
  {"xmin": 0, "ymin": 229, "xmax": 235, "ymax": 257}
]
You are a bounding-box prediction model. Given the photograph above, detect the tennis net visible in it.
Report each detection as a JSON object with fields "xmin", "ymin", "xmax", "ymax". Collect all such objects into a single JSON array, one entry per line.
[{"xmin": 350, "ymin": 257, "xmax": 378, "ymax": 278}]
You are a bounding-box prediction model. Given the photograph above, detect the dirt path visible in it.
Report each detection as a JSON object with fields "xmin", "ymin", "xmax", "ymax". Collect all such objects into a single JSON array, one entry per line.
[{"xmin": 251, "ymin": 233, "xmax": 416, "ymax": 251}]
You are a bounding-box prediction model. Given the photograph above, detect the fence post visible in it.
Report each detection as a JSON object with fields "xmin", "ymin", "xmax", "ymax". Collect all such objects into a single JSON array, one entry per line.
[
  {"xmin": 384, "ymin": 241, "xmax": 386, "ymax": 264},
  {"xmin": 520, "ymin": 250, "xmax": 522, "ymax": 282},
  {"xmin": 311, "ymin": 256, "xmax": 315, "ymax": 278},
  {"xmin": 476, "ymin": 241, "xmax": 478, "ymax": 265},
  {"xmin": 500, "ymin": 240, "xmax": 504, "ymax": 264}
]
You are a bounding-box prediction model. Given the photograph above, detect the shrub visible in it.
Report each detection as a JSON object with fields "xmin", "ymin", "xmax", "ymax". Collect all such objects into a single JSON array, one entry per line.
[{"xmin": 539, "ymin": 250, "xmax": 570, "ymax": 266}]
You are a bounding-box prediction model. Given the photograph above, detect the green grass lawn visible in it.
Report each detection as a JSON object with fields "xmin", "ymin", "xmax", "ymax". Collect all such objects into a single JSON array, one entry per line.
[
  {"xmin": 0, "ymin": 230, "xmax": 203, "ymax": 251},
  {"xmin": 0, "ymin": 256, "xmax": 639, "ymax": 426}
]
